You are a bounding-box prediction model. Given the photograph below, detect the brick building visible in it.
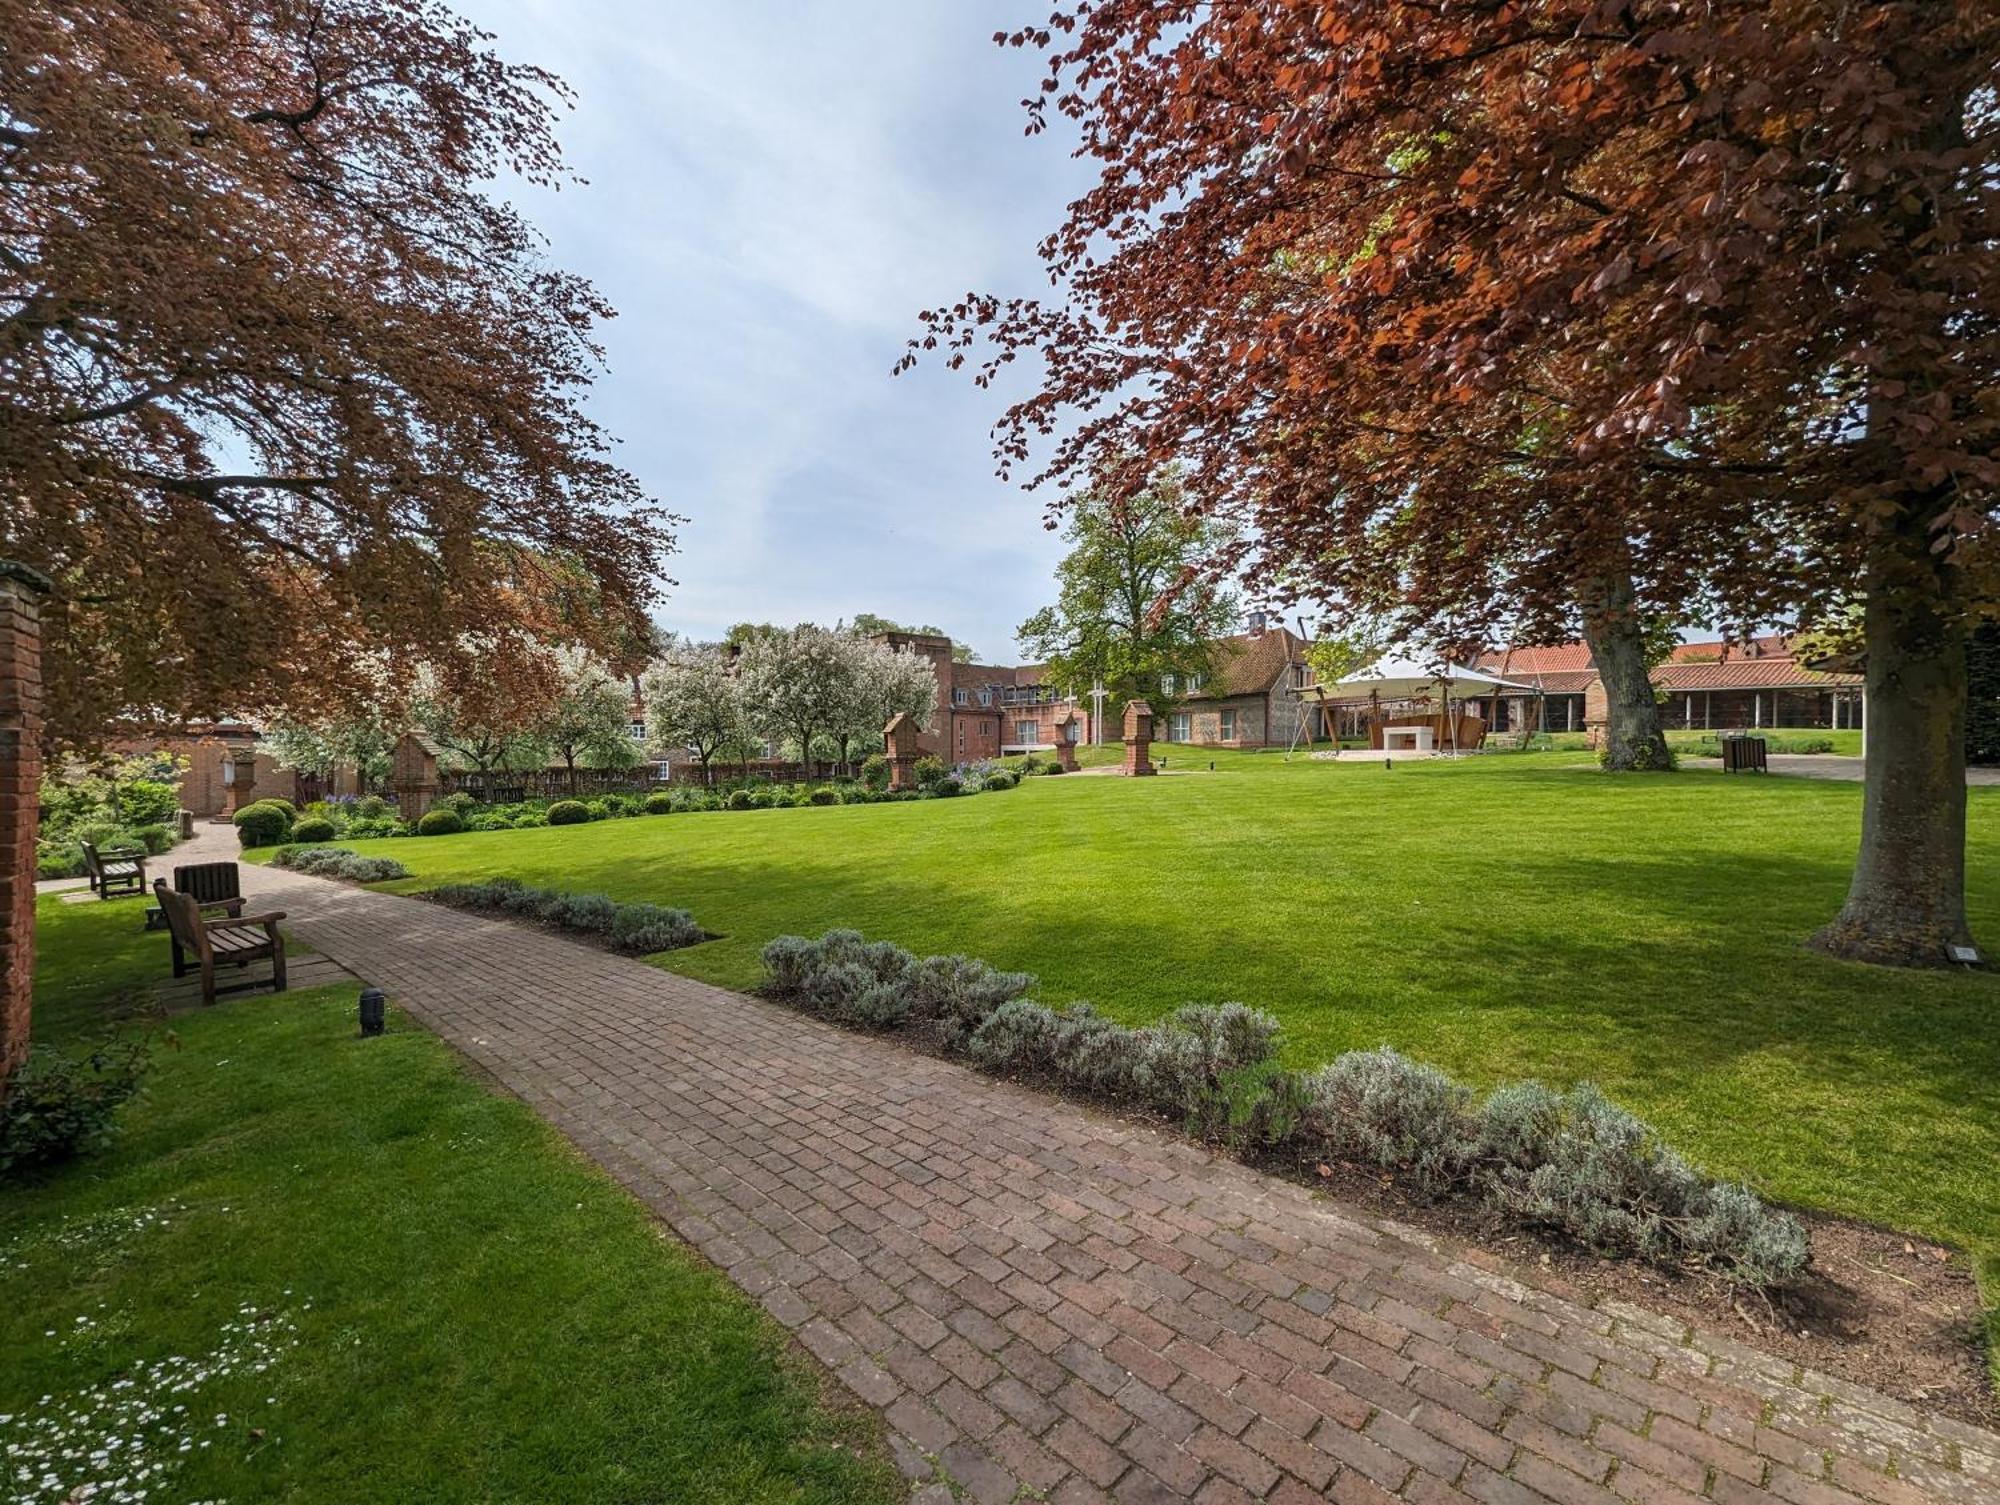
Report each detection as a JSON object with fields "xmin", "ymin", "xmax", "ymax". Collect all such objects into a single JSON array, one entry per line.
[
  {"xmin": 868, "ymin": 631, "xmax": 1087, "ymax": 763},
  {"xmin": 1156, "ymin": 623, "xmax": 1317, "ymax": 748},
  {"xmin": 1469, "ymin": 636, "xmax": 1865, "ymax": 734}
]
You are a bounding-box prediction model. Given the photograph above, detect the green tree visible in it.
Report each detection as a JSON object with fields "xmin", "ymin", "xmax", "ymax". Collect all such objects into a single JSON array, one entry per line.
[
  {"xmin": 850, "ymin": 613, "xmax": 976, "ymax": 664},
  {"xmin": 1017, "ymin": 473, "xmax": 1238, "ymax": 711}
]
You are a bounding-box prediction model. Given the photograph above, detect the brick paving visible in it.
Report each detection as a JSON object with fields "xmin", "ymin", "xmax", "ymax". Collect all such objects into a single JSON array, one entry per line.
[{"xmin": 240, "ymin": 863, "xmax": 2000, "ymax": 1504}]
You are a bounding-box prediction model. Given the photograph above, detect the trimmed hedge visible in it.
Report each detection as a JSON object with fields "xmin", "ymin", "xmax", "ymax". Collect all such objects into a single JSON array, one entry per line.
[
  {"xmin": 416, "ymin": 808, "xmax": 463, "ymax": 836},
  {"xmin": 546, "ymin": 799, "xmax": 591, "ymax": 826},
  {"xmin": 291, "ymin": 816, "xmax": 338, "ymax": 844},
  {"xmin": 761, "ymin": 931, "xmax": 1809, "ymax": 1288},
  {"xmin": 232, "ymin": 799, "xmax": 292, "ymax": 848},
  {"xmin": 426, "ymin": 878, "xmax": 703, "ymax": 955}
]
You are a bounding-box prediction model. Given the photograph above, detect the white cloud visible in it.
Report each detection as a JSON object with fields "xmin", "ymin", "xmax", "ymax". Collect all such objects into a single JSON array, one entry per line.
[{"xmin": 455, "ymin": 0, "xmax": 1089, "ymax": 655}]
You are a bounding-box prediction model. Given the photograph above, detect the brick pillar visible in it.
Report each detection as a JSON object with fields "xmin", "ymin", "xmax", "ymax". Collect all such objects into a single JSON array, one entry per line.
[
  {"xmin": 884, "ymin": 712, "xmax": 921, "ymax": 791},
  {"xmin": 1053, "ymin": 712, "xmax": 1080, "ymax": 772},
  {"xmin": 392, "ymin": 732, "xmax": 440, "ymax": 822},
  {"xmin": 1122, "ymin": 699, "xmax": 1156, "ymax": 776},
  {"xmin": 223, "ymin": 744, "xmax": 257, "ymax": 816},
  {"xmin": 0, "ymin": 561, "xmax": 53, "ymax": 1093}
]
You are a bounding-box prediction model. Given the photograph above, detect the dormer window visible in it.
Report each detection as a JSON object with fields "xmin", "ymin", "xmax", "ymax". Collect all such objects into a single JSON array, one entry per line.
[
  {"xmin": 1187, "ymin": 673, "xmax": 1204, "ymax": 693},
  {"xmin": 1160, "ymin": 672, "xmax": 1177, "ymax": 696}
]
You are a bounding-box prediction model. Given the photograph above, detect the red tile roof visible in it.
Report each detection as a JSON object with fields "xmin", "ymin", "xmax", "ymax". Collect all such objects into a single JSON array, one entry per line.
[
  {"xmin": 1653, "ymin": 659, "xmax": 1862, "ymax": 691},
  {"xmin": 1188, "ymin": 627, "xmax": 1312, "ymax": 700}
]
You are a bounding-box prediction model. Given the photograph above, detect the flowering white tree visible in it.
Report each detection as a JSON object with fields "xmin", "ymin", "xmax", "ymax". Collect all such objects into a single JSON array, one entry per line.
[
  {"xmin": 538, "ymin": 648, "xmax": 640, "ymax": 788},
  {"xmin": 831, "ymin": 639, "xmax": 937, "ymax": 768},
  {"xmin": 260, "ymin": 717, "xmax": 396, "ymax": 788},
  {"xmin": 642, "ymin": 642, "xmax": 751, "ymax": 782},
  {"xmin": 738, "ymin": 625, "xmax": 854, "ymax": 771}
]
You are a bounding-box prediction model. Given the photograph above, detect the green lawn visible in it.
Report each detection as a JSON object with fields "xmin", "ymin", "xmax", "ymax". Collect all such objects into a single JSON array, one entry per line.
[
  {"xmin": 3, "ymin": 896, "xmax": 894, "ymax": 1505},
  {"xmin": 325, "ymin": 750, "xmax": 1997, "ymax": 1348}
]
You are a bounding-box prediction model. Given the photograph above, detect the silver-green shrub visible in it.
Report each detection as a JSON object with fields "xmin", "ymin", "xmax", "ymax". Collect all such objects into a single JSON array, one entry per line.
[
  {"xmin": 1477, "ymin": 1081, "xmax": 1807, "ymax": 1283},
  {"xmin": 1132, "ymin": 1003, "xmax": 1283, "ymax": 1118},
  {"xmin": 609, "ymin": 902, "xmax": 702, "ymax": 955},
  {"xmin": 542, "ymin": 892, "xmax": 618, "ymax": 934},
  {"xmin": 905, "ymin": 954, "xmax": 1035, "ymax": 1046},
  {"xmin": 1302, "ymin": 1047, "xmax": 1478, "ymax": 1193},
  {"xmin": 273, "ymin": 845, "xmax": 410, "ymax": 883}
]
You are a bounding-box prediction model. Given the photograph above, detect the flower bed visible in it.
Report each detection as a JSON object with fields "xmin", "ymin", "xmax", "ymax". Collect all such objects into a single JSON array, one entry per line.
[
  {"xmin": 760, "ymin": 930, "xmax": 1809, "ymax": 1290},
  {"xmin": 269, "ymin": 845, "xmax": 409, "ymax": 882},
  {"xmin": 424, "ymin": 878, "xmax": 706, "ymax": 956}
]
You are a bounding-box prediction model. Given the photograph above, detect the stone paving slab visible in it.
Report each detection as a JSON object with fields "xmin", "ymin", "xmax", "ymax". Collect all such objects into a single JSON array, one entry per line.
[{"xmin": 239, "ymin": 863, "xmax": 2000, "ymax": 1504}]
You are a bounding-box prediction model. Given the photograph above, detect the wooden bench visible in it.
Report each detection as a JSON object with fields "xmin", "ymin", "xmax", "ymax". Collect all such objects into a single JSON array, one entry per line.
[
  {"xmin": 153, "ymin": 879, "xmax": 288, "ymax": 1003},
  {"xmin": 81, "ymin": 839, "xmax": 148, "ymax": 899},
  {"xmin": 1722, "ymin": 735, "xmax": 1769, "ymax": 773}
]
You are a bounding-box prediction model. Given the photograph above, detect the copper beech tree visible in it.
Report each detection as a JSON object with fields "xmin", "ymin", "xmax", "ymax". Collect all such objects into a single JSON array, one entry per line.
[
  {"xmin": 0, "ymin": 0, "xmax": 676, "ymax": 754},
  {"xmin": 908, "ymin": 0, "xmax": 1997, "ymax": 966}
]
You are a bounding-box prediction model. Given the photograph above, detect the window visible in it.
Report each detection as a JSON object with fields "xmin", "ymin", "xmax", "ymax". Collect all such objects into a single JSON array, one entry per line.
[
  {"xmin": 957, "ymin": 725, "xmax": 966, "ymax": 755},
  {"xmin": 1187, "ymin": 673, "xmax": 1204, "ymax": 693},
  {"xmin": 977, "ymin": 688, "xmax": 992, "ymax": 706},
  {"xmin": 1160, "ymin": 672, "xmax": 1177, "ymax": 696},
  {"xmin": 1169, "ymin": 712, "xmax": 1191, "ymax": 742},
  {"xmin": 1219, "ymin": 709, "xmax": 1237, "ymax": 741},
  {"xmin": 1291, "ymin": 663, "xmax": 1311, "ymax": 688},
  {"xmin": 1016, "ymin": 720, "xmax": 1038, "ymax": 744},
  {"xmin": 628, "ymin": 720, "xmax": 646, "ymax": 741},
  {"xmin": 952, "ymin": 688, "xmax": 967, "ymax": 706}
]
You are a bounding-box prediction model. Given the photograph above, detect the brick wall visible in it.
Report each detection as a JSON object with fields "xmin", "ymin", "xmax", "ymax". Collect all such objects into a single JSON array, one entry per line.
[{"xmin": 0, "ymin": 562, "xmax": 52, "ymax": 1090}]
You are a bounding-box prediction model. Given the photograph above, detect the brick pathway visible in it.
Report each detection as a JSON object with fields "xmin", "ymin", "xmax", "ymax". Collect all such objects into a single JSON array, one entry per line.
[{"xmin": 240, "ymin": 864, "xmax": 1999, "ymax": 1505}]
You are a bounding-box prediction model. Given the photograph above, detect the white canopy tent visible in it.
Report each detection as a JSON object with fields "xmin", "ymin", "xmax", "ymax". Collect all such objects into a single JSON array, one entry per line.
[{"xmin": 1293, "ymin": 656, "xmax": 1541, "ymax": 757}]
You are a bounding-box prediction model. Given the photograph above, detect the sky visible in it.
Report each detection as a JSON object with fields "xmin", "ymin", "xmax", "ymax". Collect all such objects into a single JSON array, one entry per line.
[{"xmin": 457, "ymin": 1, "xmax": 1098, "ymax": 666}]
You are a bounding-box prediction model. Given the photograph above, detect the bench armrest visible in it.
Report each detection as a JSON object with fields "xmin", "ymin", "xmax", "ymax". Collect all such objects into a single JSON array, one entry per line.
[{"xmin": 231, "ymin": 910, "xmax": 287, "ymax": 928}]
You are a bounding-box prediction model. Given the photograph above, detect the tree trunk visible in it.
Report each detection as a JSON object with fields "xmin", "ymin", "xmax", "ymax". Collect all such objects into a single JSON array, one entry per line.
[
  {"xmin": 1579, "ymin": 571, "xmax": 1672, "ymax": 772},
  {"xmin": 1810, "ymin": 520, "xmax": 1973, "ymax": 967}
]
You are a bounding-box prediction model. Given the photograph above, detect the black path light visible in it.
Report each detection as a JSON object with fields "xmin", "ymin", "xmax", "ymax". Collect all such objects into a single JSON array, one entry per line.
[{"xmin": 358, "ymin": 987, "xmax": 386, "ymax": 1037}]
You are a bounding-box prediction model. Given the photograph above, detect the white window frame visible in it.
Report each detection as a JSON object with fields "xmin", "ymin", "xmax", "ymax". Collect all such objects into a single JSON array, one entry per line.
[
  {"xmin": 1169, "ymin": 712, "xmax": 1191, "ymax": 742},
  {"xmin": 1219, "ymin": 709, "xmax": 1236, "ymax": 741}
]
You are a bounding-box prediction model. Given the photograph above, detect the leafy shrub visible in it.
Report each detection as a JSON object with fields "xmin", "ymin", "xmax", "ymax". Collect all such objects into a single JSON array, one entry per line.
[
  {"xmin": 608, "ymin": 902, "xmax": 703, "ymax": 954},
  {"xmin": 117, "ymin": 778, "xmax": 181, "ymax": 828},
  {"xmin": 37, "ymin": 848, "xmax": 84, "ymax": 880},
  {"xmin": 808, "ymin": 787, "xmax": 841, "ymax": 806},
  {"xmin": 928, "ymin": 775, "xmax": 963, "ymax": 798},
  {"xmin": 512, "ymin": 812, "xmax": 547, "ymax": 829},
  {"xmin": 291, "ymin": 816, "xmax": 338, "ymax": 844},
  {"xmin": 726, "ymin": 789, "xmax": 755, "ymax": 811},
  {"xmin": 1302, "ymin": 1048, "xmax": 1478, "ymax": 1193},
  {"xmin": 1477, "ymin": 1082, "xmax": 1807, "ymax": 1283},
  {"xmin": 465, "ymin": 813, "xmax": 510, "ymax": 831},
  {"xmin": 416, "ymin": 808, "xmax": 464, "ymax": 836},
  {"xmin": 543, "ymin": 891, "xmax": 618, "ymax": 933},
  {"xmin": 355, "ymin": 794, "xmax": 390, "ymax": 819},
  {"xmin": 346, "ymin": 815, "xmax": 404, "ymax": 838},
  {"xmin": 546, "ymin": 800, "xmax": 590, "ymax": 826},
  {"xmin": 859, "ymin": 754, "xmax": 890, "ymax": 790},
  {"xmin": 912, "ymin": 755, "xmax": 946, "ymax": 788},
  {"xmin": 905, "ymin": 952, "xmax": 1036, "ymax": 1045},
  {"xmin": 1, "ymin": 1044, "xmax": 147, "ymax": 1176},
  {"xmin": 757, "ymin": 927, "xmax": 1806, "ymax": 1287},
  {"xmin": 272, "ymin": 845, "xmax": 409, "ymax": 882},
  {"xmin": 232, "ymin": 800, "xmax": 291, "ymax": 848},
  {"xmin": 438, "ymin": 791, "xmax": 480, "ymax": 815},
  {"xmin": 1132, "ymin": 1003, "xmax": 1286, "ymax": 1130},
  {"xmin": 1039, "ymin": 763, "xmax": 1067, "ymax": 776},
  {"xmin": 1019, "ymin": 754, "xmax": 1043, "ymax": 774},
  {"xmin": 256, "ymin": 796, "xmax": 297, "ymax": 818},
  {"xmin": 130, "ymin": 823, "xmax": 176, "ymax": 855},
  {"xmin": 426, "ymin": 881, "xmax": 705, "ymax": 954},
  {"xmin": 984, "ymin": 770, "xmax": 1018, "ymax": 792},
  {"xmin": 644, "ymin": 792, "xmax": 675, "ymax": 814}
]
